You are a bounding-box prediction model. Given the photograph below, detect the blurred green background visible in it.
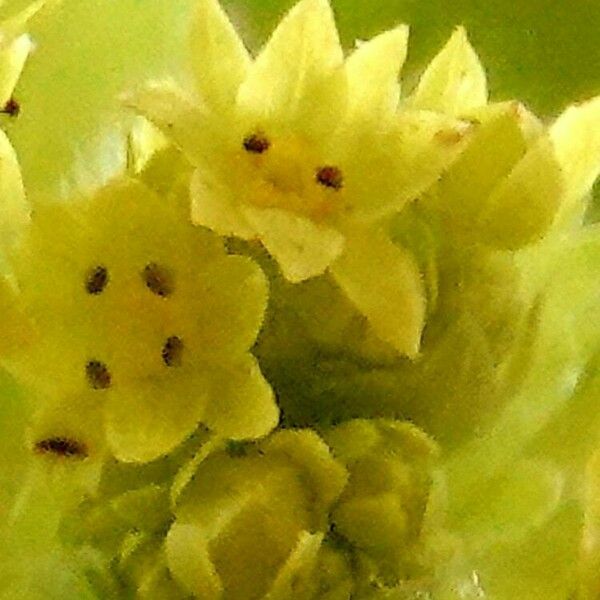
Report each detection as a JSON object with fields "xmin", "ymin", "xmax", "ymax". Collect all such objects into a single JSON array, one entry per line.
[{"xmin": 1, "ymin": 0, "xmax": 599, "ymax": 199}]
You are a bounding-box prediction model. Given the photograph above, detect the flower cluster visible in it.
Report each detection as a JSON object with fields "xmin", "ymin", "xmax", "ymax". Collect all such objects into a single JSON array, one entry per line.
[{"xmin": 0, "ymin": 0, "xmax": 599, "ymax": 598}]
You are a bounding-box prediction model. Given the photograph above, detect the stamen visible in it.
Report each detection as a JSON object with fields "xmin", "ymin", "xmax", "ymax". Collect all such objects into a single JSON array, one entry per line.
[
  {"xmin": 316, "ymin": 166, "xmax": 343, "ymax": 190},
  {"xmin": 35, "ymin": 437, "xmax": 87, "ymax": 458},
  {"xmin": 143, "ymin": 263, "xmax": 174, "ymax": 297},
  {"xmin": 162, "ymin": 336, "xmax": 184, "ymax": 367},
  {"xmin": 86, "ymin": 360, "xmax": 111, "ymax": 389},
  {"xmin": 85, "ymin": 265, "xmax": 109, "ymax": 294},
  {"xmin": 243, "ymin": 133, "xmax": 270, "ymax": 154}
]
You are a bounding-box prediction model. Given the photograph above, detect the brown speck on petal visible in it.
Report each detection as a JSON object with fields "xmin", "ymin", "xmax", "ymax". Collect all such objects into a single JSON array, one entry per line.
[
  {"xmin": 35, "ymin": 437, "xmax": 88, "ymax": 459},
  {"xmin": 86, "ymin": 360, "xmax": 111, "ymax": 389},
  {"xmin": 316, "ymin": 166, "xmax": 344, "ymax": 190},
  {"xmin": 162, "ymin": 336, "xmax": 184, "ymax": 367},
  {"xmin": 85, "ymin": 265, "xmax": 109, "ymax": 294},
  {"xmin": 243, "ymin": 133, "xmax": 270, "ymax": 154},
  {"xmin": 1, "ymin": 98, "xmax": 20, "ymax": 117},
  {"xmin": 143, "ymin": 263, "xmax": 174, "ymax": 297},
  {"xmin": 434, "ymin": 125, "xmax": 471, "ymax": 145}
]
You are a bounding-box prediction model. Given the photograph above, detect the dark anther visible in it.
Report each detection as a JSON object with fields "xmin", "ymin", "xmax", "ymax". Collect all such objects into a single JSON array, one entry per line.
[
  {"xmin": 316, "ymin": 166, "xmax": 343, "ymax": 190},
  {"xmin": 35, "ymin": 437, "xmax": 87, "ymax": 458},
  {"xmin": 143, "ymin": 263, "xmax": 174, "ymax": 297},
  {"xmin": 243, "ymin": 133, "xmax": 270, "ymax": 154},
  {"xmin": 162, "ymin": 336, "xmax": 184, "ymax": 367},
  {"xmin": 86, "ymin": 360, "xmax": 111, "ymax": 389},
  {"xmin": 1, "ymin": 98, "xmax": 20, "ymax": 117},
  {"xmin": 85, "ymin": 265, "xmax": 109, "ymax": 294}
]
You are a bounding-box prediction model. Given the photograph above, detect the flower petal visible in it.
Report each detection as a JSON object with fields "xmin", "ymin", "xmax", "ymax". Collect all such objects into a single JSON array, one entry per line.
[
  {"xmin": 166, "ymin": 523, "xmax": 222, "ymax": 600},
  {"xmin": 189, "ymin": 0, "xmax": 250, "ymax": 110},
  {"xmin": 104, "ymin": 366, "xmax": 209, "ymax": 463},
  {"xmin": 0, "ymin": 129, "xmax": 29, "ymax": 262},
  {"xmin": 190, "ymin": 167, "xmax": 256, "ymax": 239},
  {"xmin": 193, "ymin": 253, "xmax": 269, "ymax": 357},
  {"xmin": 25, "ymin": 392, "xmax": 108, "ymax": 503},
  {"xmin": 345, "ymin": 26, "xmax": 409, "ymax": 122},
  {"xmin": 126, "ymin": 116, "xmax": 170, "ymax": 175},
  {"xmin": 331, "ymin": 227, "xmax": 425, "ymax": 357},
  {"xmin": 243, "ymin": 205, "xmax": 345, "ymax": 282},
  {"xmin": 262, "ymin": 429, "xmax": 348, "ymax": 518},
  {"xmin": 0, "ymin": 34, "xmax": 32, "ymax": 106},
  {"xmin": 429, "ymin": 104, "xmax": 529, "ymax": 235},
  {"xmin": 409, "ymin": 27, "xmax": 487, "ymax": 117},
  {"xmin": 265, "ymin": 531, "xmax": 323, "ymax": 600},
  {"xmin": 124, "ymin": 81, "xmax": 233, "ymax": 166},
  {"xmin": 549, "ymin": 95, "xmax": 600, "ymax": 228},
  {"xmin": 339, "ymin": 110, "xmax": 473, "ymax": 221},
  {"xmin": 236, "ymin": 0, "xmax": 346, "ymax": 138},
  {"xmin": 0, "ymin": 277, "xmax": 36, "ymax": 363},
  {"xmin": 202, "ymin": 354, "xmax": 279, "ymax": 440},
  {"xmin": 478, "ymin": 136, "xmax": 562, "ymax": 249}
]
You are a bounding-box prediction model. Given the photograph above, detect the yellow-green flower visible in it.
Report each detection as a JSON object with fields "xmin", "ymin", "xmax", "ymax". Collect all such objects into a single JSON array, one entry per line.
[
  {"xmin": 128, "ymin": 0, "xmax": 474, "ymax": 356},
  {"xmin": 323, "ymin": 419, "xmax": 438, "ymax": 587},
  {"xmin": 166, "ymin": 429, "xmax": 348, "ymax": 600},
  {"xmin": 2, "ymin": 177, "xmax": 278, "ymax": 463},
  {"xmin": 424, "ymin": 95, "xmax": 600, "ymax": 249}
]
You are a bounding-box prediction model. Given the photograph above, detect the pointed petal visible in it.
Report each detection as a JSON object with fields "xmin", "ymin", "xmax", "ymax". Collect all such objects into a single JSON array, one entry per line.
[
  {"xmin": 0, "ymin": 34, "xmax": 32, "ymax": 105},
  {"xmin": 123, "ymin": 81, "xmax": 232, "ymax": 166},
  {"xmin": 340, "ymin": 110, "xmax": 473, "ymax": 221},
  {"xmin": 190, "ymin": 167, "xmax": 256, "ymax": 239},
  {"xmin": 478, "ymin": 136, "xmax": 562, "ymax": 249},
  {"xmin": 104, "ymin": 367, "xmax": 209, "ymax": 463},
  {"xmin": 189, "ymin": 0, "xmax": 250, "ymax": 109},
  {"xmin": 345, "ymin": 26, "xmax": 409, "ymax": 121},
  {"xmin": 430, "ymin": 105, "xmax": 529, "ymax": 233},
  {"xmin": 331, "ymin": 227, "xmax": 425, "ymax": 357},
  {"xmin": 0, "ymin": 129, "xmax": 29, "ymax": 258},
  {"xmin": 466, "ymin": 100, "xmax": 544, "ymax": 143},
  {"xmin": 126, "ymin": 116, "xmax": 169, "ymax": 175},
  {"xmin": 236, "ymin": 0, "xmax": 346, "ymax": 137},
  {"xmin": 202, "ymin": 355, "xmax": 279, "ymax": 440},
  {"xmin": 410, "ymin": 27, "xmax": 487, "ymax": 116},
  {"xmin": 0, "ymin": 0, "xmax": 59, "ymax": 41},
  {"xmin": 243, "ymin": 205, "xmax": 345, "ymax": 282},
  {"xmin": 549, "ymin": 95, "xmax": 600, "ymax": 227}
]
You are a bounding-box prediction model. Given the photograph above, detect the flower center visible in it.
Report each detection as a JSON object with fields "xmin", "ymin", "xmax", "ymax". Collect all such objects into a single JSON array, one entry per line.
[{"xmin": 241, "ymin": 132, "xmax": 345, "ymax": 222}]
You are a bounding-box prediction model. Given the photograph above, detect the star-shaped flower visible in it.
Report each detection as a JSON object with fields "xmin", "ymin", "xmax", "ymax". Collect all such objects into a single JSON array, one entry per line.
[
  {"xmin": 127, "ymin": 0, "xmax": 474, "ymax": 356},
  {"xmin": 2, "ymin": 177, "xmax": 278, "ymax": 463}
]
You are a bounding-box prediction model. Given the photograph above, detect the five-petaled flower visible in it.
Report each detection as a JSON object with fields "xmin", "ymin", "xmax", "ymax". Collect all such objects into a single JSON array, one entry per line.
[{"xmin": 0, "ymin": 177, "xmax": 278, "ymax": 463}]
